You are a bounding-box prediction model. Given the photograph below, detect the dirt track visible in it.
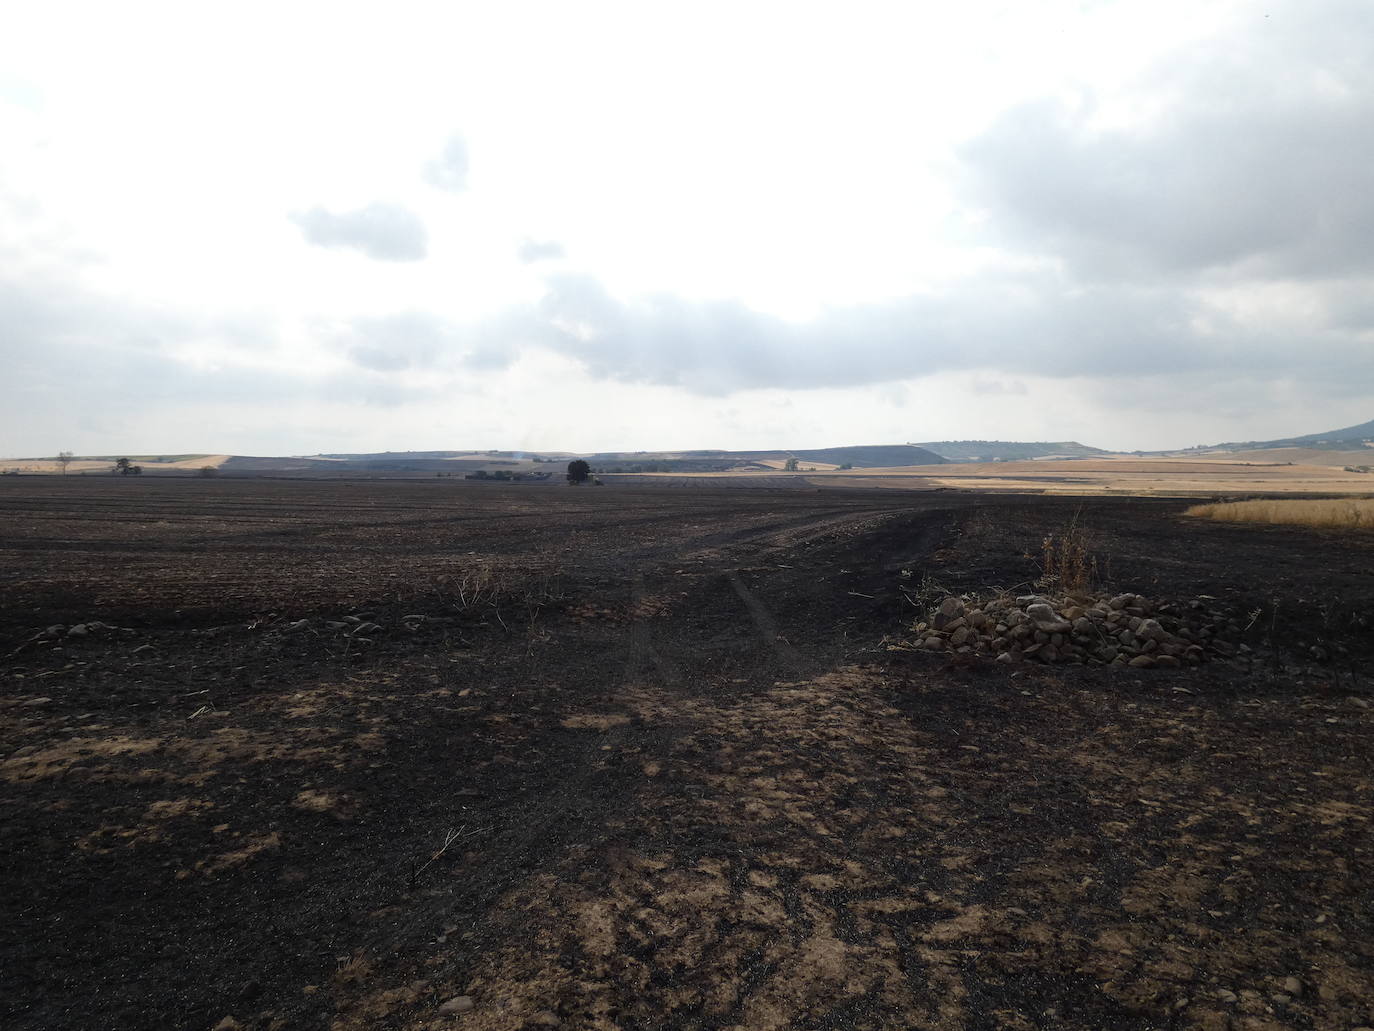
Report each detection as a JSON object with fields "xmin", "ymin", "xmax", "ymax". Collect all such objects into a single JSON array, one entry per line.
[{"xmin": 2, "ymin": 479, "xmax": 1372, "ymax": 1030}]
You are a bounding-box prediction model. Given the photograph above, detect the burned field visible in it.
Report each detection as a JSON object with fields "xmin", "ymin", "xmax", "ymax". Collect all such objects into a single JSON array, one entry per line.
[{"xmin": 2, "ymin": 478, "xmax": 1372, "ymax": 1031}]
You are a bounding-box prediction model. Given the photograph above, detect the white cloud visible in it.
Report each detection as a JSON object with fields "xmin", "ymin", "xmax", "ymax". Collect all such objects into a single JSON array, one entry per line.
[
  {"xmin": 425, "ymin": 135, "xmax": 470, "ymax": 193},
  {"xmin": 290, "ymin": 204, "xmax": 428, "ymax": 262}
]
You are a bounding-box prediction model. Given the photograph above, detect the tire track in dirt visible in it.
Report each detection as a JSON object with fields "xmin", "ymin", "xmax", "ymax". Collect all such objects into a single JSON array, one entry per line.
[
  {"xmin": 623, "ymin": 573, "xmax": 684, "ymax": 691},
  {"xmin": 726, "ymin": 570, "xmax": 802, "ymax": 668}
]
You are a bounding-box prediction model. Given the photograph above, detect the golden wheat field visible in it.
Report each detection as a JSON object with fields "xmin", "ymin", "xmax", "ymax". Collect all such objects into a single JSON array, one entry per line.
[{"xmin": 1184, "ymin": 497, "xmax": 1374, "ymax": 529}]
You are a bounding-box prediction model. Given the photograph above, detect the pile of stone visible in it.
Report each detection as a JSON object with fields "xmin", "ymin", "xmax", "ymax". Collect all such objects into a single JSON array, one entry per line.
[{"xmin": 911, "ymin": 592, "xmax": 1245, "ymax": 669}]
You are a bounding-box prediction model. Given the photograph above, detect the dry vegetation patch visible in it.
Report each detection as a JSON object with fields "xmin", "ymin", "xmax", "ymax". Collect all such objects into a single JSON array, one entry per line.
[{"xmin": 1186, "ymin": 497, "xmax": 1374, "ymax": 529}]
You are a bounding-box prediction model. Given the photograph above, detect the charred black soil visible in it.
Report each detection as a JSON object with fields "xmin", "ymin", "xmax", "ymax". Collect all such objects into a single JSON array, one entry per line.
[{"xmin": 2, "ymin": 479, "xmax": 1371, "ymax": 1031}]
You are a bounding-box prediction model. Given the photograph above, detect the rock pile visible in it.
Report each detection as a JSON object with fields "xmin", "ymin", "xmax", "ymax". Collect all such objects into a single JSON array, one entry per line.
[{"xmin": 911, "ymin": 592, "xmax": 1246, "ymax": 669}]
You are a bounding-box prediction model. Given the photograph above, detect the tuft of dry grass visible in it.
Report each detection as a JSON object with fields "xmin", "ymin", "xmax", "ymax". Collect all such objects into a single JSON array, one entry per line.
[
  {"xmin": 1039, "ymin": 515, "xmax": 1102, "ymax": 594},
  {"xmin": 1185, "ymin": 498, "xmax": 1374, "ymax": 529}
]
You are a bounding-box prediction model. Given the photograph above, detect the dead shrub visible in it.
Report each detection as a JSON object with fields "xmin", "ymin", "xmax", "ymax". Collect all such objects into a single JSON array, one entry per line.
[{"xmin": 1038, "ymin": 515, "xmax": 1102, "ymax": 595}]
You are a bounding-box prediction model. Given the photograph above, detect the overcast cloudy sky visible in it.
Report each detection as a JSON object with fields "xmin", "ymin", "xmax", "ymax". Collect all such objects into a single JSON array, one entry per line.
[{"xmin": 3, "ymin": 0, "xmax": 1371, "ymax": 456}]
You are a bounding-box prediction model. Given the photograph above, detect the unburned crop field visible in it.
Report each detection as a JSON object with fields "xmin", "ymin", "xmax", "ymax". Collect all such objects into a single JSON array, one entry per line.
[{"xmin": 2, "ymin": 478, "xmax": 1372, "ymax": 1031}]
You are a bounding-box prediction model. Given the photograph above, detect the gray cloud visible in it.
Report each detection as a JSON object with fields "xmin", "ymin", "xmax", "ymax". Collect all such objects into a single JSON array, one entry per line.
[
  {"xmin": 425, "ymin": 136, "xmax": 470, "ymax": 193},
  {"xmin": 516, "ymin": 238, "xmax": 566, "ymax": 263},
  {"xmin": 337, "ymin": 312, "xmax": 451, "ymax": 371},
  {"xmin": 962, "ymin": 2, "xmax": 1374, "ymax": 280},
  {"xmin": 335, "ymin": 269, "xmax": 1366, "ymax": 399},
  {"xmin": 0, "ymin": 273, "xmax": 449, "ymax": 454},
  {"xmin": 290, "ymin": 203, "xmax": 428, "ymax": 261}
]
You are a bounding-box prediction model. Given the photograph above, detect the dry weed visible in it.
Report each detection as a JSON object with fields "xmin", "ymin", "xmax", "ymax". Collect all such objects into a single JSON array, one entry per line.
[{"xmin": 1039, "ymin": 515, "xmax": 1102, "ymax": 594}]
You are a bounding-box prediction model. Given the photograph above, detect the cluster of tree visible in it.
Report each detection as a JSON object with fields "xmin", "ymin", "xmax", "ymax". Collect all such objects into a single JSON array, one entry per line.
[{"xmin": 113, "ymin": 458, "xmax": 143, "ymax": 476}]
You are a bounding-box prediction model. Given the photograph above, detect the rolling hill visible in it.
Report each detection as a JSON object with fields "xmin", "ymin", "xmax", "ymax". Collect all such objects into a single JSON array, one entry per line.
[
  {"xmin": 914, "ymin": 440, "xmax": 1111, "ymax": 462},
  {"xmin": 1176, "ymin": 417, "xmax": 1374, "ymax": 455}
]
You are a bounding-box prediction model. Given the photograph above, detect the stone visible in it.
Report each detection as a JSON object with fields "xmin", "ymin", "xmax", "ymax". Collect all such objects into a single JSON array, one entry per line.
[
  {"xmin": 1050, "ymin": 632, "xmax": 1065, "ymax": 647},
  {"xmin": 1109, "ymin": 594, "xmax": 1133, "ymax": 610},
  {"xmin": 1154, "ymin": 654, "xmax": 1182, "ymax": 669},
  {"xmin": 995, "ymin": 652, "xmax": 1013, "ymax": 664},
  {"xmin": 66, "ymin": 624, "xmax": 89, "ymax": 637},
  {"xmin": 966, "ymin": 611, "xmax": 988, "ymax": 629},
  {"xmin": 924, "ymin": 637, "xmax": 945, "ymax": 651},
  {"xmin": 1129, "ymin": 655, "xmax": 1156, "ymax": 669},
  {"xmin": 213, "ymin": 1019, "xmax": 243, "ymax": 1031},
  {"xmin": 1137, "ymin": 618, "xmax": 1167, "ymax": 641},
  {"xmin": 439, "ymin": 996, "xmax": 475, "ymax": 1016},
  {"xmin": 1282, "ymin": 976, "xmax": 1302, "ymax": 996},
  {"xmin": 1215, "ymin": 989, "xmax": 1238, "ymax": 1004},
  {"xmin": 1073, "ymin": 617, "xmax": 1094, "ymax": 634},
  {"xmin": 132, "ymin": 644, "xmax": 155, "ymax": 655},
  {"xmin": 950, "ymin": 627, "xmax": 971, "ymax": 647},
  {"xmin": 1025, "ymin": 603, "xmax": 1071, "ymax": 632},
  {"xmin": 1041, "ymin": 644, "xmax": 1060, "ymax": 663}
]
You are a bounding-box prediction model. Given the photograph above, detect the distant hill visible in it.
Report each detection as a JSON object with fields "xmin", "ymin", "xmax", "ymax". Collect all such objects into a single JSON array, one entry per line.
[
  {"xmin": 205, "ymin": 445, "xmax": 947, "ymax": 478},
  {"xmin": 785, "ymin": 445, "xmax": 946, "ymax": 467},
  {"xmin": 914, "ymin": 440, "xmax": 1111, "ymax": 462},
  {"xmin": 1184, "ymin": 417, "xmax": 1374, "ymax": 454},
  {"xmin": 585, "ymin": 444, "xmax": 946, "ymax": 471}
]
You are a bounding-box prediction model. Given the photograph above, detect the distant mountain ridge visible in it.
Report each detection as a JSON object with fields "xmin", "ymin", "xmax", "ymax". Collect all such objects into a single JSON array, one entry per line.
[
  {"xmin": 1170, "ymin": 415, "xmax": 1374, "ymax": 456},
  {"xmin": 914, "ymin": 440, "xmax": 1110, "ymax": 462},
  {"xmin": 1189, "ymin": 417, "xmax": 1374, "ymax": 454}
]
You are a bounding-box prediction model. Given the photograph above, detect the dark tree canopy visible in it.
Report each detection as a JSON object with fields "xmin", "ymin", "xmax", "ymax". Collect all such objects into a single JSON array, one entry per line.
[{"xmin": 567, "ymin": 459, "xmax": 591, "ymax": 484}]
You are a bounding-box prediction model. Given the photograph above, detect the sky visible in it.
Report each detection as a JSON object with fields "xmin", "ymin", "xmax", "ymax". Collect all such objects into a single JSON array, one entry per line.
[{"xmin": 2, "ymin": 0, "xmax": 1372, "ymax": 457}]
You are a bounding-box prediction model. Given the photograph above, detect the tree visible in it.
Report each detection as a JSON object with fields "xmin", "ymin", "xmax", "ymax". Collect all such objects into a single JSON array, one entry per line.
[
  {"xmin": 56, "ymin": 451, "xmax": 74, "ymax": 475},
  {"xmin": 113, "ymin": 458, "xmax": 142, "ymax": 476},
  {"xmin": 567, "ymin": 459, "xmax": 591, "ymax": 484},
  {"xmin": 783, "ymin": 457, "xmax": 799, "ymax": 472}
]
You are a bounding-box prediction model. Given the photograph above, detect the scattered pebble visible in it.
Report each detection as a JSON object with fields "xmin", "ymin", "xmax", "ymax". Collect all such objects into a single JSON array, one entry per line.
[{"xmin": 438, "ymin": 995, "xmax": 474, "ymax": 1016}]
